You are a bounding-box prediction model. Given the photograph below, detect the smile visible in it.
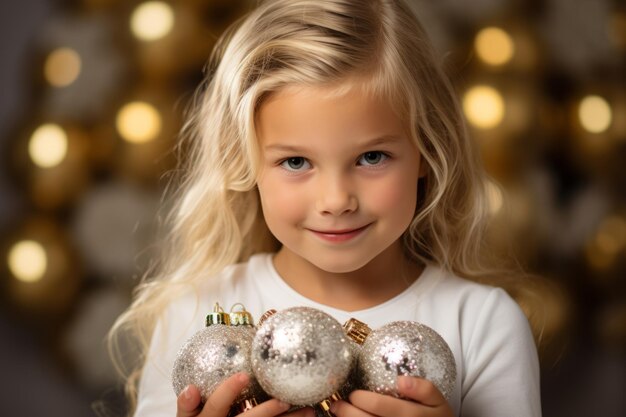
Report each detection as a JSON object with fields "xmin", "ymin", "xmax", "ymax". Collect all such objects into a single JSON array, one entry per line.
[{"xmin": 307, "ymin": 224, "xmax": 371, "ymax": 243}]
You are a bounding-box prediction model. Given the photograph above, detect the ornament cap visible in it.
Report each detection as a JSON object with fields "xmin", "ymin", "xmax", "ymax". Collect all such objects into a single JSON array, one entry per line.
[
  {"xmin": 206, "ymin": 302, "xmax": 230, "ymax": 326},
  {"xmin": 231, "ymin": 396, "xmax": 260, "ymax": 415},
  {"xmin": 230, "ymin": 303, "xmax": 254, "ymax": 326},
  {"xmin": 343, "ymin": 318, "xmax": 371, "ymax": 345},
  {"xmin": 258, "ymin": 308, "xmax": 277, "ymax": 326},
  {"xmin": 319, "ymin": 391, "xmax": 343, "ymax": 415}
]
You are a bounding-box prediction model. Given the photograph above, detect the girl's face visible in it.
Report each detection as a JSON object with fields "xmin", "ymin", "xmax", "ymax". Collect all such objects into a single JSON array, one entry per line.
[{"xmin": 256, "ymin": 84, "xmax": 424, "ymax": 274}]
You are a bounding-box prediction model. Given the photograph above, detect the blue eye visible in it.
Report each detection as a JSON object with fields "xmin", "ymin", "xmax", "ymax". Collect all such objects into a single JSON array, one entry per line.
[
  {"xmin": 280, "ymin": 157, "xmax": 311, "ymax": 171},
  {"xmin": 358, "ymin": 151, "xmax": 388, "ymax": 166}
]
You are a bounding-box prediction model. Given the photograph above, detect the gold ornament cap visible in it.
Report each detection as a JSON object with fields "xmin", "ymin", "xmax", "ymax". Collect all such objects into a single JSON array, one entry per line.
[
  {"xmin": 343, "ymin": 317, "xmax": 372, "ymax": 345},
  {"xmin": 229, "ymin": 303, "xmax": 254, "ymax": 326},
  {"xmin": 206, "ymin": 302, "xmax": 230, "ymax": 326},
  {"xmin": 319, "ymin": 391, "xmax": 343, "ymax": 415},
  {"xmin": 257, "ymin": 309, "xmax": 277, "ymax": 326}
]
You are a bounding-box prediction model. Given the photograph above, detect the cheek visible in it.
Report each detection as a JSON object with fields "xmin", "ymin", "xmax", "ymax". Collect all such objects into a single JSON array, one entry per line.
[
  {"xmin": 368, "ymin": 174, "xmax": 418, "ymax": 216},
  {"xmin": 258, "ymin": 177, "xmax": 305, "ymax": 223}
]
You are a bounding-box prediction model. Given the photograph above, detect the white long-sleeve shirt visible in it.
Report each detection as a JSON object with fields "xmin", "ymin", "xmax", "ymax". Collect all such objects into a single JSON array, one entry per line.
[{"xmin": 135, "ymin": 253, "xmax": 541, "ymax": 417}]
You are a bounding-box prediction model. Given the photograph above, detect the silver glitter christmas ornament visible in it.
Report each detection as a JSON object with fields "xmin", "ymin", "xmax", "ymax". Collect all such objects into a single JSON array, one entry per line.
[
  {"xmin": 341, "ymin": 318, "xmax": 373, "ymax": 395},
  {"xmin": 171, "ymin": 304, "xmax": 263, "ymax": 406},
  {"xmin": 251, "ymin": 306, "xmax": 353, "ymax": 406},
  {"xmin": 358, "ymin": 321, "xmax": 456, "ymax": 400}
]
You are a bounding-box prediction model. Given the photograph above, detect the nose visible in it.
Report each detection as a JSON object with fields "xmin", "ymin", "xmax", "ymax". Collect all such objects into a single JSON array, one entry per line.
[{"xmin": 315, "ymin": 173, "xmax": 358, "ymax": 216}]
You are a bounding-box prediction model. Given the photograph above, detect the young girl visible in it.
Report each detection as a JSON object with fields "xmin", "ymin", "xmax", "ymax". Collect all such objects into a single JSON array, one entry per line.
[{"xmin": 110, "ymin": 0, "xmax": 541, "ymax": 416}]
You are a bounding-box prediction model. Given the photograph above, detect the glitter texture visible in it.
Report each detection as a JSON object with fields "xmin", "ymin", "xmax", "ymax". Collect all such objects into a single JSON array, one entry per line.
[
  {"xmin": 172, "ymin": 324, "xmax": 263, "ymax": 402},
  {"xmin": 339, "ymin": 339, "xmax": 362, "ymax": 396},
  {"xmin": 358, "ymin": 321, "xmax": 456, "ymax": 400},
  {"xmin": 251, "ymin": 306, "xmax": 353, "ymax": 406}
]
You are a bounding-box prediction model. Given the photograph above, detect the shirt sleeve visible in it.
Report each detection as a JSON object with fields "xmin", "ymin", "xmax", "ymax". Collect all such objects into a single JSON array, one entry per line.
[
  {"xmin": 134, "ymin": 293, "xmax": 202, "ymax": 417},
  {"xmin": 133, "ymin": 317, "xmax": 179, "ymax": 417},
  {"xmin": 460, "ymin": 288, "xmax": 542, "ymax": 417}
]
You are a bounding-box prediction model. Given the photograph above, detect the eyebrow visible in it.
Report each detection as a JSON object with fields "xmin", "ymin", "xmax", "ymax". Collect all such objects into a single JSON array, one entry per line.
[
  {"xmin": 263, "ymin": 144, "xmax": 306, "ymax": 153},
  {"xmin": 362, "ymin": 134, "xmax": 404, "ymax": 147},
  {"xmin": 263, "ymin": 134, "xmax": 404, "ymax": 152}
]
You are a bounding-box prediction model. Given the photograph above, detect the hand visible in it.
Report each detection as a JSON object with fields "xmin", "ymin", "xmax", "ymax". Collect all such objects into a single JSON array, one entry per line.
[
  {"xmin": 329, "ymin": 376, "xmax": 454, "ymax": 417},
  {"xmin": 176, "ymin": 372, "xmax": 315, "ymax": 417}
]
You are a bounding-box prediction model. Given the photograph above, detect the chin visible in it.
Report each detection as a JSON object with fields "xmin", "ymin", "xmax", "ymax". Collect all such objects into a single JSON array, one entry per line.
[{"xmin": 308, "ymin": 254, "xmax": 372, "ymax": 274}]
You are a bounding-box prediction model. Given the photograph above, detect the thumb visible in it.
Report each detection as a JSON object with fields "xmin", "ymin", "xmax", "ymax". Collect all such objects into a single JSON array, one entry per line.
[
  {"xmin": 176, "ymin": 385, "xmax": 202, "ymax": 417},
  {"xmin": 397, "ymin": 376, "xmax": 446, "ymax": 407},
  {"xmin": 201, "ymin": 372, "xmax": 250, "ymax": 416}
]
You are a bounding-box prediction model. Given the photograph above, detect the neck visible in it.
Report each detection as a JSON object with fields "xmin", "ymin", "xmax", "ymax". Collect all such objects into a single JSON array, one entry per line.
[{"xmin": 273, "ymin": 243, "xmax": 423, "ymax": 312}]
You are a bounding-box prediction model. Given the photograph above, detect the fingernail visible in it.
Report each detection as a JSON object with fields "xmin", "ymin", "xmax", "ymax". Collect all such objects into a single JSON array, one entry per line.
[
  {"xmin": 329, "ymin": 401, "xmax": 339, "ymax": 413},
  {"xmin": 237, "ymin": 372, "xmax": 248, "ymax": 383},
  {"xmin": 183, "ymin": 386, "xmax": 192, "ymax": 400},
  {"xmin": 278, "ymin": 400, "xmax": 290, "ymax": 411}
]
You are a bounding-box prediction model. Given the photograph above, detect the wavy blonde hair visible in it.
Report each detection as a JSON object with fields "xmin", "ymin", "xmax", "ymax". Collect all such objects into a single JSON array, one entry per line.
[{"xmin": 109, "ymin": 0, "xmax": 517, "ymax": 412}]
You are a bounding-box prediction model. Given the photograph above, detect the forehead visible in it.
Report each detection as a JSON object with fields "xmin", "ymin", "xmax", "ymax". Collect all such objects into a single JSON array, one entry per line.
[
  {"xmin": 255, "ymin": 79, "xmax": 401, "ymax": 124},
  {"xmin": 256, "ymin": 83, "xmax": 406, "ymax": 144}
]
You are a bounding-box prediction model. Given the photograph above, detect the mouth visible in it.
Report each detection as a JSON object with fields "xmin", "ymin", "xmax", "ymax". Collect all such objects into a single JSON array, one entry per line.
[{"xmin": 307, "ymin": 224, "xmax": 371, "ymax": 243}]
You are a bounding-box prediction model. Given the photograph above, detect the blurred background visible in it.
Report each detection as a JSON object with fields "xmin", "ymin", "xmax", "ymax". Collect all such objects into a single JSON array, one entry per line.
[{"xmin": 0, "ymin": 0, "xmax": 624, "ymax": 416}]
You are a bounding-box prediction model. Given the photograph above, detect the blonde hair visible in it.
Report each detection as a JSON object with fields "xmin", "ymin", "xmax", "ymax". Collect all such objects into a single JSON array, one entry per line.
[{"xmin": 109, "ymin": 0, "xmax": 513, "ymax": 411}]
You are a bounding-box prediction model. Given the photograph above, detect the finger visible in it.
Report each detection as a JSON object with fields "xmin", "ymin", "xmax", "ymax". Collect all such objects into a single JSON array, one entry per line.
[
  {"xmin": 233, "ymin": 398, "xmax": 291, "ymax": 417},
  {"xmin": 349, "ymin": 390, "xmax": 403, "ymax": 416},
  {"xmin": 396, "ymin": 376, "xmax": 446, "ymax": 407},
  {"xmin": 201, "ymin": 372, "xmax": 250, "ymax": 416},
  {"xmin": 177, "ymin": 385, "xmax": 202, "ymax": 417},
  {"xmin": 329, "ymin": 400, "xmax": 373, "ymax": 417},
  {"xmin": 283, "ymin": 406, "xmax": 316, "ymax": 417},
  {"xmin": 349, "ymin": 389, "xmax": 434, "ymax": 417}
]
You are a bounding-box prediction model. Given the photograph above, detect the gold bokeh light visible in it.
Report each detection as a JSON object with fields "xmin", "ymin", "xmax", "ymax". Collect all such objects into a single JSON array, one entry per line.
[
  {"xmin": 116, "ymin": 101, "xmax": 162, "ymax": 143},
  {"xmin": 7, "ymin": 240, "xmax": 48, "ymax": 283},
  {"xmin": 130, "ymin": 1, "xmax": 175, "ymax": 41},
  {"xmin": 578, "ymin": 95, "xmax": 612, "ymax": 134},
  {"xmin": 475, "ymin": 27, "xmax": 515, "ymax": 66},
  {"xmin": 28, "ymin": 124, "xmax": 69, "ymax": 168},
  {"xmin": 463, "ymin": 85, "xmax": 505, "ymax": 129},
  {"xmin": 595, "ymin": 216, "xmax": 626, "ymax": 255},
  {"xmin": 44, "ymin": 47, "xmax": 82, "ymax": 87}
]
